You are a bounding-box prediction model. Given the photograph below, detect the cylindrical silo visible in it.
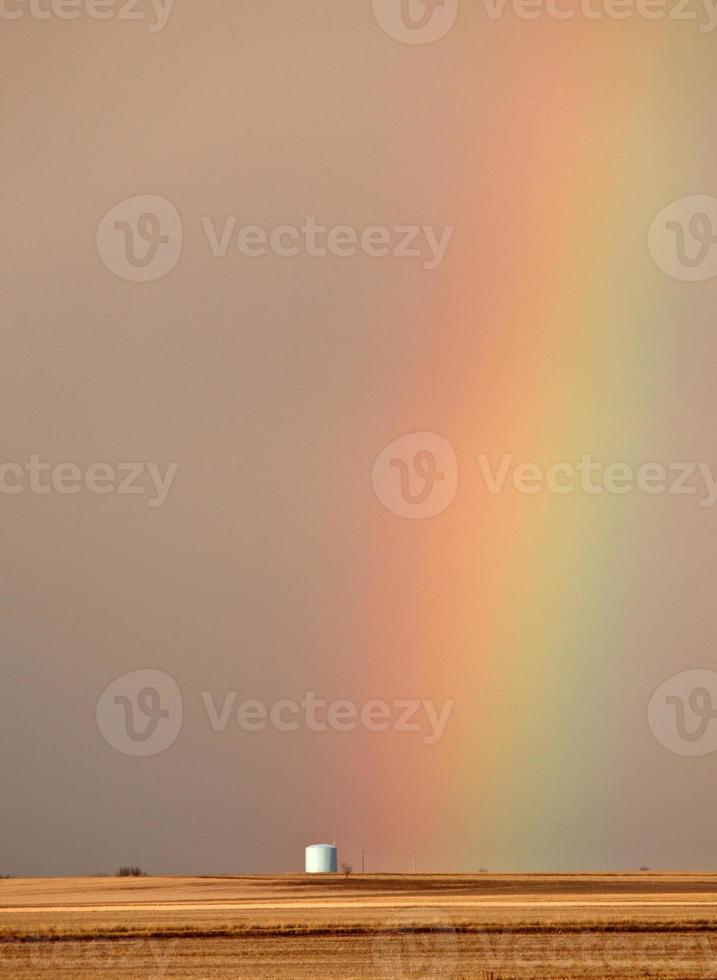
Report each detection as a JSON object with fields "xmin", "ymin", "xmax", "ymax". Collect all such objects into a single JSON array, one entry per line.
[{"xmin": 305, "ymin": 843, "xmax": 338, "ymax": 873}]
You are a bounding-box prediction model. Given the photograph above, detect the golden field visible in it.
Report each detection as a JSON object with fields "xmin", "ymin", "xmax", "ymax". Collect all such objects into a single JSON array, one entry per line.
[{"xmin": 1, "ymin": 873, "xmax": 717, "ymax": 978}]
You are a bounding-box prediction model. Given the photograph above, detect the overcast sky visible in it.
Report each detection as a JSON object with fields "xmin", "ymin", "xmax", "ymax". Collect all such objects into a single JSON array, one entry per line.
[{"xmin": 2, "ymin": 1, "xmax": 717, "ymax": 876}]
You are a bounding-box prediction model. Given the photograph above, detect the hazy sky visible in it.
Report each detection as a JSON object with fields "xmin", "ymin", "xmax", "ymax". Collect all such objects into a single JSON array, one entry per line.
[{"xmin": 2, "ymin": 2, "xmax": 717, "ymax": 876}]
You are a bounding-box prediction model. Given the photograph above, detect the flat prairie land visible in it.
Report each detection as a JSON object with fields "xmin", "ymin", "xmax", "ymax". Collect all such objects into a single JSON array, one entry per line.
[{"xmin": 2, "ymin": 873, "xmax": 717, "ymax": 978}]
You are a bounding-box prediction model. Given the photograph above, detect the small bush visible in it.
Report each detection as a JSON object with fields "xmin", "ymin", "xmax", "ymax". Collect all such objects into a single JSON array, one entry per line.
[{"xmin": 116, "ymin": 867, "xmax": 146, "ymax": 878}]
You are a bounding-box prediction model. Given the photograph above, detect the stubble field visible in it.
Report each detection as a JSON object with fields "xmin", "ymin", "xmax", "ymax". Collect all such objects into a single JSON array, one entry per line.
[{"xmin": 1, "ymin": 873, "xmax": 717, "ymax": 978}]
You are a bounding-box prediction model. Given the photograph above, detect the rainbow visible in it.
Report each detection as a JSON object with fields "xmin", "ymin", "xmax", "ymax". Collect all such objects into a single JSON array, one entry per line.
[{"xmin": 309, "ymin": 22, "xmax": 711, "ymax": 873}]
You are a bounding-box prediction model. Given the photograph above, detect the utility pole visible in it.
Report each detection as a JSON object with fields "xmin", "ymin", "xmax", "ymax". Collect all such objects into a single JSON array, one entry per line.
[
  {"xmin": 361, "ymin": 849, "xmax": 365, "ymax": 874},
  {"xmin": 411, "ymin": 851, "xmax": 416, "ymax": 874}
]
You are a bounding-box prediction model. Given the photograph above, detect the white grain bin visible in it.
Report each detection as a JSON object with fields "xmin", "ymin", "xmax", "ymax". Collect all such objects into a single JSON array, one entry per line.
[{"xmin": 305, "ymin": 843, "xmax": 338, "ymax": 874}]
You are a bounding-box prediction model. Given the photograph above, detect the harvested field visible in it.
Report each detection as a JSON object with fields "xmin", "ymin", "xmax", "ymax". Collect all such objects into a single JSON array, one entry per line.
[{"xmin": 2, "ymin": 874, "xmax": 717, "ymax": 978}]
